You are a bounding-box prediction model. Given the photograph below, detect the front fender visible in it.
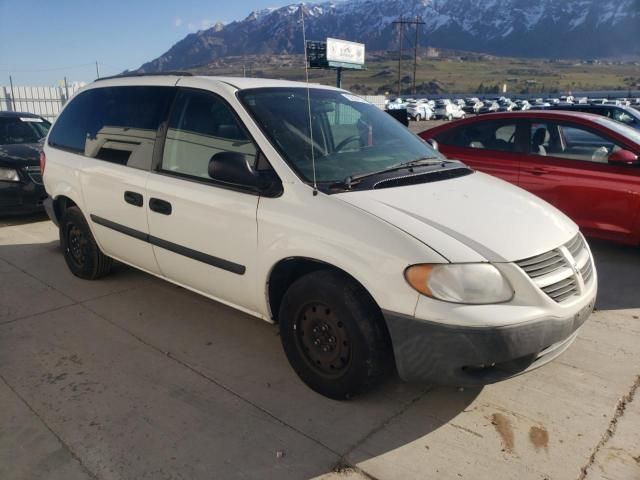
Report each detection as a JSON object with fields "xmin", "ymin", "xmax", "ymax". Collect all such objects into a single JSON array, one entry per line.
[{"xmin": 255, "ymin": 184, "xmax": 445, "ymax": 319}]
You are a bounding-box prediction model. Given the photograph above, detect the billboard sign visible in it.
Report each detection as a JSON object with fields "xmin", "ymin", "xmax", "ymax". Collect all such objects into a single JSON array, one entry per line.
[{"xmin": 326, "ymin": 38, "xmax": 365, "ymax": 66}]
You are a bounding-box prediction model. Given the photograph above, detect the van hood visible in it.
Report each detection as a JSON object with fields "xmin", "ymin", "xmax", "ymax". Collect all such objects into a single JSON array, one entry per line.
[{"xmin": 334, "ymin": 171, "xmax": 578, "ymax": 263}]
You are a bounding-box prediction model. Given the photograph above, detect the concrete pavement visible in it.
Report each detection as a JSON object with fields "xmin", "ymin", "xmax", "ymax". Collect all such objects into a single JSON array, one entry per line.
[{"xmin": 0, "ymin": 217, "xmax": 638, "ymax": 480}]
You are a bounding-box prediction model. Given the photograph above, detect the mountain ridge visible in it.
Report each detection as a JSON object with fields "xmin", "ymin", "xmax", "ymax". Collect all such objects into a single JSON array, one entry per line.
[{"xmin": 137, "ymin": 0, "xmax": 640, "ymax": 73}]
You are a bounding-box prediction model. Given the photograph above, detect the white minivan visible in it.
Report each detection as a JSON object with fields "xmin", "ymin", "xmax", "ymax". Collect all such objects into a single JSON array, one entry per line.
[{"xmin": 42, "ymin": 74, "xmax": 597, "ymax": 399}]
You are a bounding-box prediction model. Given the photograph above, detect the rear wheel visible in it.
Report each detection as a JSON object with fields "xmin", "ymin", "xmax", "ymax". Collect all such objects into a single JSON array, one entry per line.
[
  {"xmin": 278, "ymin": 270, "xmax": 392, "ymax": 400},
  {"xmin": 60, "ymin": 207, "xmax": 113, "ymax": 279}
]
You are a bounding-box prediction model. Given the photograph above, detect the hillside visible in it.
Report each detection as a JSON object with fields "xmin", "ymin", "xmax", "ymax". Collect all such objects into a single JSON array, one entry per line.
[
  {"xmin": 138, "ymin": 0, "xmax": 640, "ymax": 73},
  {"xmin": 184, "ymin": 50, "xmax": 640, "ymax": 96}
]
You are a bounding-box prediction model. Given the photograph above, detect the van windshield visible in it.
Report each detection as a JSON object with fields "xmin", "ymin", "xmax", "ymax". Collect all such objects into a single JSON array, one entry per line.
[{"xmin": 238, "ymin": 87, "xmax": 443, "ymax": 184}]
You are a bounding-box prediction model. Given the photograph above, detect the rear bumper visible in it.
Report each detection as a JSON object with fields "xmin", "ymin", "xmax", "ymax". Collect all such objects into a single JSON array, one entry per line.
[
  {"xmin": 43, "ymin": 196, "xmax": 59, "ymax": 226},
  {"xmin": 0, "ymin": 180, "xmax": 46, "ymax": 215},
  {"xmin": 383, "ymin": 298, "xmax": 594, "ymax": 386}
]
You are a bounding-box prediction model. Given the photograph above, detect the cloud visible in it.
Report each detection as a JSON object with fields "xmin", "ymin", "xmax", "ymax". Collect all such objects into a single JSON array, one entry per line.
[
  {"xmin": 200, "ymin": 18, "xmax": 212, "ymax": 29},
  {"xmin": 174, "ymin": 17, "xmax": 183, "ymax": 27},
  {"xmin": 187, "ymin": 22, "xmax": 197, "ymax": 32}
]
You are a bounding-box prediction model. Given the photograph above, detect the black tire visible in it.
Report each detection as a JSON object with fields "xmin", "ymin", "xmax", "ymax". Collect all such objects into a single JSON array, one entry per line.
[
  {"xmin": 278, "ymin": 269, "xmax": 393, "ymax": 400},
  {"xmin": 59, "ymin": 206, "xmax": 113, "ymax": 280}
]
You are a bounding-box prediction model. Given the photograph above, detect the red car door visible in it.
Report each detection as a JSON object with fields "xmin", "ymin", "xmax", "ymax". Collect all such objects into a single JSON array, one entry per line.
[
  {"xmin": 429, "ymin": 119, "xmax": 526, "ymax": 184},
  {"xmin": 518, "ymin": 120, "xmax": 640, "ymax": 244}
]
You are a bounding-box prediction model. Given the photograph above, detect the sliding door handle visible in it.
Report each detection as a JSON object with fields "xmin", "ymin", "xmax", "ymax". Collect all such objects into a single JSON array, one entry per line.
[
  {"xmin": 124, "ymin": 191, "xmax": 143, "ymax": 207},
  {"xmin": 149, "ymin": 198, "xmax": 172, "ymax": 215}
]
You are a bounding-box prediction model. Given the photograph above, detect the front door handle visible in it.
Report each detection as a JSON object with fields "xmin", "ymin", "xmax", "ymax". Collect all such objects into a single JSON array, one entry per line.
[
  {"xmin": 149, "ymin": 198, "xmax": 172, "ymax": 215},
  {"xmin": 124, "ymin": 191, "xmax": 143, "ymax": 207}
]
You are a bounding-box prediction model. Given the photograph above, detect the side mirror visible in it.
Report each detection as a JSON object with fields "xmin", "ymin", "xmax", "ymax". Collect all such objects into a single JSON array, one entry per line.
[
  {"xmin": 208, "ymin": 151, "xmax": 282, "ymax": 196},
  {"xmin": 608, "ymin": 149, "xmax": 639, "ymax": 165},
  {"xmin": 426, "ymin": 138, "xmax": 439, "ymax": 151}
]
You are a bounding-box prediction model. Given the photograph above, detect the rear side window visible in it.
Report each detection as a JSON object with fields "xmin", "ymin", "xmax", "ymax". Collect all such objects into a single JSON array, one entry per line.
[
  {"xmin": 529, "ymin": 121, "xmax": 622, "ymax": 163},
  {"xmin": 48, "ymin": 86, "xmax": 175, "ymax": 169},
  {"xmin": 443, "ymin": 121, "xmax": 520, "ymax": 152}
]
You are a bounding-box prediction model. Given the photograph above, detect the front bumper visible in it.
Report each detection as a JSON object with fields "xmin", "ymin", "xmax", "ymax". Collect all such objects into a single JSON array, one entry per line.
[
  {"xmin": 384, "ymin": 295, "xmax": 595, "ymax": 386},
  {"xmin": 0, "ymin": 179, "xmax": 46, "ymax": 215}
]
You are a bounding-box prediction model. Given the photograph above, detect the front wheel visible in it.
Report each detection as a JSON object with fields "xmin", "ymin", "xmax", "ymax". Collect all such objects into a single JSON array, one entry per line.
[
  {"xmin": 278, "ymin": 270, "xmax": 393, "ymax": 400},
  {"xmin": 60, "ymin": 206, "xmax": 113, "ymax": 280}
]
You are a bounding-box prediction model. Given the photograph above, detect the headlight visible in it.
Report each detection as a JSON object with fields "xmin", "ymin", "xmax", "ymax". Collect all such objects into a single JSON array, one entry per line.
[
  {"xmin": 0, "ymin": 167, "xmax": 20, "ymax": 182},
  {"xmin": 405, "ymin": 263, "xmax": 514, "ymax": 304}
]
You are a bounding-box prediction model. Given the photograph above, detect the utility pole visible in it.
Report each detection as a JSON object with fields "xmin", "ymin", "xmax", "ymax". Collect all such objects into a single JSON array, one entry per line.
[
  {"xmin": 393, "ymin": 16, "xmax": 404, "ymax": 98},
  {"xmin": 95, "ymin": 61, "xmax": 100, "ymax": 79},
  {"xmin": 412, "ymin": 16, "xmax": 425, "ymax": 95},
  {"xmin": 393, "ymin": 16, "xmax": 425, "ymax": 98}
]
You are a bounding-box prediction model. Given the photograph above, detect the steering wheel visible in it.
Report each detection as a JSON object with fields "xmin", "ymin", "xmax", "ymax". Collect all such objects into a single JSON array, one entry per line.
[{"xmin": 334, "ymin": 135, "xmax": 361, "ymax": 152}]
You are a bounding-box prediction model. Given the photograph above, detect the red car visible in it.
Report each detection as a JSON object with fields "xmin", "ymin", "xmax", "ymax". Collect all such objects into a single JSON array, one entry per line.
[{"xmin": 420, "ymin": 111, "xmax": 640, "ymax": 245}]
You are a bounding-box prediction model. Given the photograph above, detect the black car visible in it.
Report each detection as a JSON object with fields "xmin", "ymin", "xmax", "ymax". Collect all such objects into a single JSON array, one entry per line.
[
  {"xmin": 0, "ymin": 112, "xmax": 51, "ymax": 215},
  {"xmin": 546, "ymin": 104, "xmax": 640, "ymax": 130}
]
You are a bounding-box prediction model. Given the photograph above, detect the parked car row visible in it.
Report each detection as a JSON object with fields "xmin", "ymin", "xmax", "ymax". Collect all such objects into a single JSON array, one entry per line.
[{"xmin": 389, "ymin": 95, "xmax": 640, "ymax": 123}]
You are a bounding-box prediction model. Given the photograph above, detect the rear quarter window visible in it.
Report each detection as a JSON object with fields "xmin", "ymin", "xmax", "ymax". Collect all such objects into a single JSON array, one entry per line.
[{"xmin": 48, "ymin": 86, "xmax": 176, "ymax": 169}]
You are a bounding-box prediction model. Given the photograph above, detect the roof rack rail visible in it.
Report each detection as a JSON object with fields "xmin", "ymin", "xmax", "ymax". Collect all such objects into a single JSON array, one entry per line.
[{"xmin": 95, "ymin": 71, "xmax": 193, "ymax": 82}]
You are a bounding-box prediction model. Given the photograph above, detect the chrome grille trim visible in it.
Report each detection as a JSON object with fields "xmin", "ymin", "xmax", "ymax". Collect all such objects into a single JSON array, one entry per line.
[{"xmin": 516, "ymin": 233, "xmax": 593, "ymax": 303}]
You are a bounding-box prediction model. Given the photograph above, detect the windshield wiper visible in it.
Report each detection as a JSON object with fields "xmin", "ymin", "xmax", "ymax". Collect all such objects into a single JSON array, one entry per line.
[{"xmin": 338, "ymin": 157, "xmax": 445, "ymax": 189}]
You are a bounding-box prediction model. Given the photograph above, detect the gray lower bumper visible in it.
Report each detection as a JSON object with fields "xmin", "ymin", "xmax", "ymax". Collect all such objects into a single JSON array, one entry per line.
[
  {"xmin": 43, "ymin": 196, "xmax": 59, "ymax": 226},
  {"xmin": 383, "ymin": 301, "xmax": 594, "ymax": 386}
]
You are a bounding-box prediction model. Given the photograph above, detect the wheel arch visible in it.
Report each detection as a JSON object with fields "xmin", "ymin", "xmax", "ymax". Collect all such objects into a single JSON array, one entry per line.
[
  {"xmin": 266, "ymin": 256, "xmax": 383, "ymax": 325},
  {"xmin": 52, "ymin": 195, "xmax": 79, "ymax": 221}
]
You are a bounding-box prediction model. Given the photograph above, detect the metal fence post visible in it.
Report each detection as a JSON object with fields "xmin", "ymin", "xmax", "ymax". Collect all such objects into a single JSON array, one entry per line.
[
  {"xmin": 63, "ymin": 77, "xmax": 69, "ymax": 105},
  {"xmin": 9, "ymin": 75, "xmax": 16, "ymax": 112}
]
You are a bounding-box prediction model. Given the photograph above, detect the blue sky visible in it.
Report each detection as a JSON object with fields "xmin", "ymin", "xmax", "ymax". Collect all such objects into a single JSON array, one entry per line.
[{"xmin": 0, "ymin": 0, "xmax": 299, "ymax": 85}]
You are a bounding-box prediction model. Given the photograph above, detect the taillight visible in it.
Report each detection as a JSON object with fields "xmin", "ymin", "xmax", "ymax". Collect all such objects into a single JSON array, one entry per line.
[{"xmin": 39, "ymin": 151, "xmax": 46, "ymax": 174}]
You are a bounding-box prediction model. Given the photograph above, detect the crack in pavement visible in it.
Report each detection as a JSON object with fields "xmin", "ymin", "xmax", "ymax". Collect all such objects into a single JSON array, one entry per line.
[
  {"xmin": 331, "ymin": 461, "xmax": 382, "ymax": 480},
  {"xmin": 0, "ymin": 374, "xmax": 100, "ymax": 480},
  {"xmin": 332, "ymin": 386, "xmax": 431, "ymax": 475},
  {"xmin": 577, "ymin": 374, "xmax": 640, "ymax": 480}
]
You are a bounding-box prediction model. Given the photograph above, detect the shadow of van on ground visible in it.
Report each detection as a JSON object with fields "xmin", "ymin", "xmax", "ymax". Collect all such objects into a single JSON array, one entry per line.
[{"xmin": 588, "ymin": 239, "xmax": 640, "ymax": 310}]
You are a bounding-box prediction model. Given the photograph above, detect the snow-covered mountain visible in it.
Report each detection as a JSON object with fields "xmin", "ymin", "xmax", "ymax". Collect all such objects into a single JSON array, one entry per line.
[{"xmin": 138, "ymin": 0, "xmax": 640, "ymax": 72}]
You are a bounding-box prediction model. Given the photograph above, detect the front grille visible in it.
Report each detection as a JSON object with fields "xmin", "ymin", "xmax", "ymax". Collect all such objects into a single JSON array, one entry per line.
[
  {"xmin": 542, "ymin": 277, "xmax": 579, "ymax": 303},
  {"xmin": 516, "ymin": 233, "xmax": 594, "ymax": 303},
  {"xmin": 23, "ymin": 166, "xmax": 42, "ymax": 185}
]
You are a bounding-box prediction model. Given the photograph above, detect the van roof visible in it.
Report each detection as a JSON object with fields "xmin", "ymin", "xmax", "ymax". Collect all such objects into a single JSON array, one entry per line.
[{"xmin": 93, "ymin": 73, "xmax": 343, "ymax": 92}]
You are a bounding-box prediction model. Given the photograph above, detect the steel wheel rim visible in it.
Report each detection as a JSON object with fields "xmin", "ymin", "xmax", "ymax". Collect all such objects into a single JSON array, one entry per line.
[
  {"xmin": 66, "ymin": 224, "xmax": 86, "ymax": 268},
  {"xmin": 295, "ymin": 303, "xmax": 351, "ymax": 377}
]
